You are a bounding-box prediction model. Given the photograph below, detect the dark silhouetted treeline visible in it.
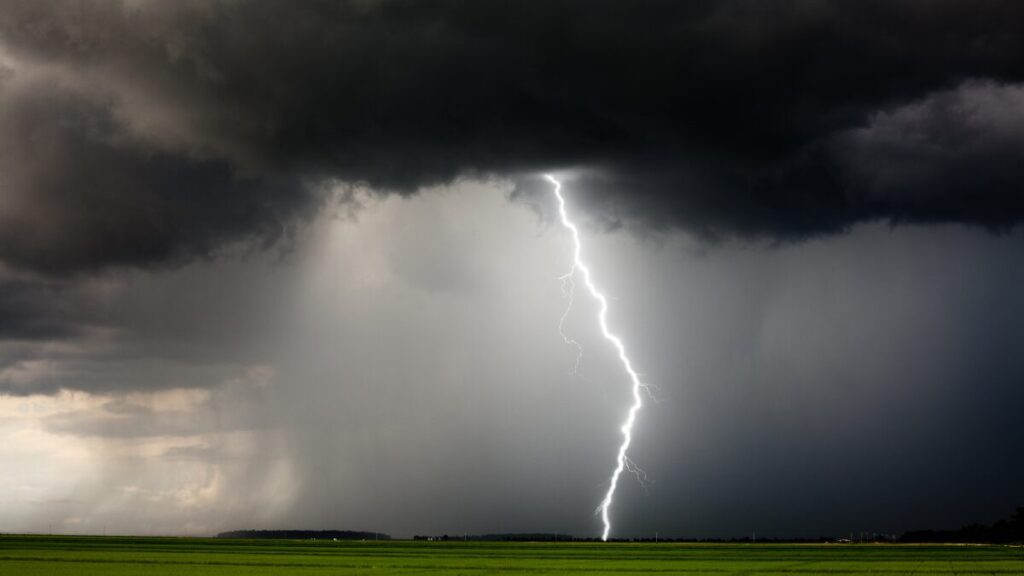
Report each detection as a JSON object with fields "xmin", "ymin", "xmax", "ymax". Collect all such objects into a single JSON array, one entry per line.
[
  {"xmin": 901, "ymin": 507, "xmax": 1024, "ymax": 544},
  {"xmin": 217, "ymin": 507, "xmax": 1024, "ymax": 544},
  {"xmin": 476, "ymin": 533, "xmax": 575, "ymax": 542},
  {"xmin": 412, "ymin": 533, "xmax": 573, "ymax": 542},
  {"xmin": 410, "ymin": 534, "xmax": 846, "ymax": 543},
  {"xmin": 217, "ymin": 530, "xmax": 390, "ymax": 540}
]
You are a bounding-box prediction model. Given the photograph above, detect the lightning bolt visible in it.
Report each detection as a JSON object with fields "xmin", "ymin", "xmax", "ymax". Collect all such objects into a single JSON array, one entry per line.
[
  {"xmin": 557, "ymin": 268, "xmax": 584, "ymax": 375},
  {"xmin": 546, "ymin": 174, "xmax": 646, "ymax": 542}
]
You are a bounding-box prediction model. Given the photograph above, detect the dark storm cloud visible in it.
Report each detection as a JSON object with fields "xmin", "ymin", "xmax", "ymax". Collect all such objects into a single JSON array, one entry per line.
[
  {"xmin": 834, "ymin": 81, "xmax": 1024, "ymax": 229},
  {"xmin": 3, "ymin": 0, "xmax": 1024, "ymax": 275},
  {"xmin": 0, "ymin": 78, "xmax": 317, "ymax": 274},
  {"xmin": 0, "ymin": 275, "xmax": 76, "ymax": 339},
  {"xmin": 0, "ymin": 255, "xmax": 291, "ymax": 396}
]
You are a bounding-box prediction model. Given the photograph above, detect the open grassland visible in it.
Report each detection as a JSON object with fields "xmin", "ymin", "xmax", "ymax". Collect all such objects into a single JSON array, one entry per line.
[{"xmin": 2, "ymin": 535, "xmax": 1024, "ymax": 575}]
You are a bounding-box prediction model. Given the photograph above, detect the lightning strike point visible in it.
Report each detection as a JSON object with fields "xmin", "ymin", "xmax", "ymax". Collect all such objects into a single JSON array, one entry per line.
[{"xmin": 545, "ymin": 174, "xmax": 647, "ymax": 542}]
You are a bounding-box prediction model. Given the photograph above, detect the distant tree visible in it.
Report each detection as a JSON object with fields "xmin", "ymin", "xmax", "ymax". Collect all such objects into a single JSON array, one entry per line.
[
  {"xmin": 901, "ymin": 508, "xmax": 1024, "ymax": 544},
  {"xmin": 217, "ymin": 530, "xmax": 390, "ymax": 541}
]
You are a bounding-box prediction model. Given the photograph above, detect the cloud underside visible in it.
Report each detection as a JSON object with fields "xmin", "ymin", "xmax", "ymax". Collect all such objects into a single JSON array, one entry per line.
[{"xmin": 1, "ymin": 1, "xmax": 1024, "ymax": 274}]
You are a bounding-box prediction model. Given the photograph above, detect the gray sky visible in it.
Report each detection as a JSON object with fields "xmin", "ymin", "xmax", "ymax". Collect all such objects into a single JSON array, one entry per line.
[{"xmin": 2, "ymin": 1, "xmax": 1024, "ymax": 539}]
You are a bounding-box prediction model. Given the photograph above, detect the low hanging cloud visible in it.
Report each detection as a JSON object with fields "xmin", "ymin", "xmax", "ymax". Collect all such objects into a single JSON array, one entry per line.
[
  {"xmin": 2, "ymin": 0, "xmax": 1024, "ymax": 275},
  {"xmin": 834, "ymin": 80, "xmax": 1024, "ymax": 228}
]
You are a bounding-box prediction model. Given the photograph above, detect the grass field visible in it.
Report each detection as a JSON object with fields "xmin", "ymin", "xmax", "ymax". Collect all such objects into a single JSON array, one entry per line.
[{"xmin": 2, "ymin": 535, "xmax": 1024, "ymax": 575}]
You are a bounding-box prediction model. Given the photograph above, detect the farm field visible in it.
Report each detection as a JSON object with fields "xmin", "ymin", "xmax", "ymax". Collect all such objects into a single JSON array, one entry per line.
[{"xmin": 1, "ymin": 535, "xmax": 1023, "ymax": 575}]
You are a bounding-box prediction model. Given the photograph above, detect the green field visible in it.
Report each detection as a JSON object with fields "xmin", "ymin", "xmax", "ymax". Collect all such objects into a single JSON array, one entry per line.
[{"xmin": 2, "ymin": 535, "xmax": 1023, "ymax": 575}]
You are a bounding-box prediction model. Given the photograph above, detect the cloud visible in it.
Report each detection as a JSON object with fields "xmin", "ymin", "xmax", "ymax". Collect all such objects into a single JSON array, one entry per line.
[
  {"xmin": 0, "ymin": 275, "xmax": 79, "ymax": 340},
  {"xmin": 0, "ymin": 72, "xmax": 318, "ymax": 274},
  {"xmin": 2, "ymin": 1, "xmax": 1024, "ymax": 274},
  {"xmin": 833, "ymin": 80, "xmax": 1024, "ymax": 228},
  {"xmin": 0, "ymin": 254, "xmax": 291, "ymax": 396}
]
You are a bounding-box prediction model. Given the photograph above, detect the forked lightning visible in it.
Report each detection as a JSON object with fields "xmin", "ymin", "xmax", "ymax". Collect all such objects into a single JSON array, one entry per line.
[{"xmin": 545, "ymin": 175, "xmax": 646, "ymax": 542}]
